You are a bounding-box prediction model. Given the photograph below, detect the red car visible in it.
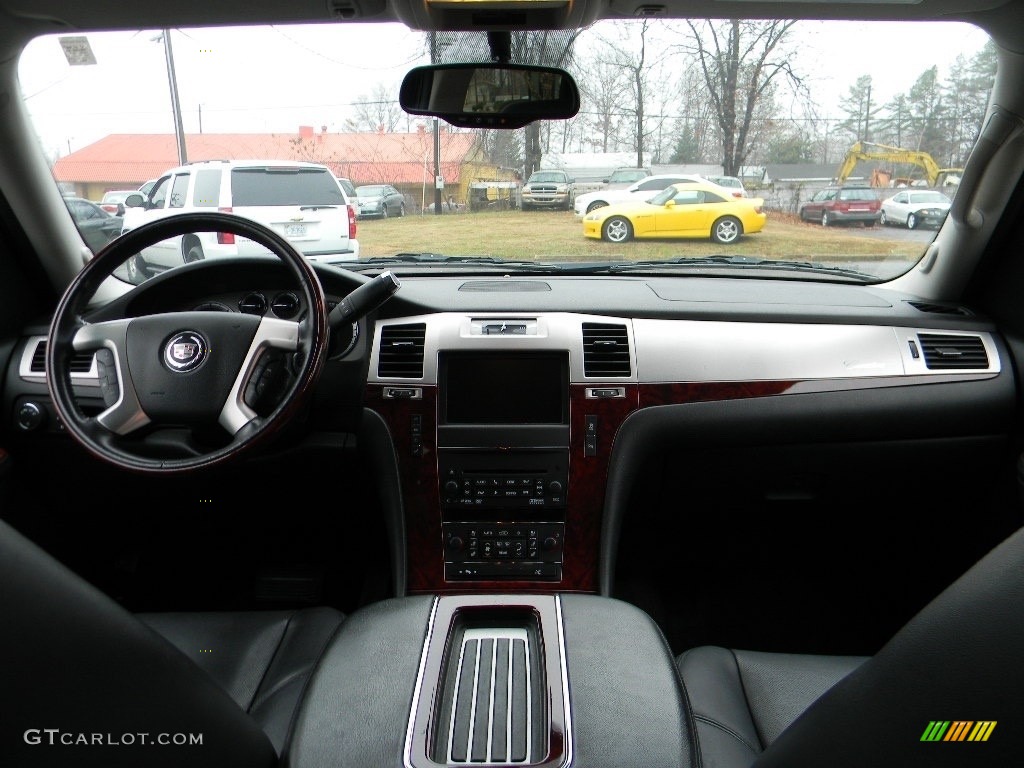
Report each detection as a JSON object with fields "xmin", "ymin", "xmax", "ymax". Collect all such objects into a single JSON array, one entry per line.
[{"xmin": 799, "ymin": 185, "xmax": 882, "ymax": 227}]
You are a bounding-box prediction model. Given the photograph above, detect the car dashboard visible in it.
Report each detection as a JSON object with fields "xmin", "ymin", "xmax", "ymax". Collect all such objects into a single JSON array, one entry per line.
[{"xmin": 5, "ymin": 262, "xmax": 1010, "ymax": 617}]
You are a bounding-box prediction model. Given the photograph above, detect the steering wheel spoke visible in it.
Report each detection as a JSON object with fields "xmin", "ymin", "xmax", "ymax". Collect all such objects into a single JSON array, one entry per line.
[
  {"xmin": 220, "ymin": 316, "xmax": 302, "ymax": 434},
  {"xmin": 72, "ymin": 318, "xmax": 152, "ymax": 436}
]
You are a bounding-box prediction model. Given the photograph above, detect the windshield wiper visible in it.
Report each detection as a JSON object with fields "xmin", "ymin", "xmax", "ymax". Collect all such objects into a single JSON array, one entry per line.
[
  {"xmin": 355, "ymin": 253, "xmax": 561, "ymax": 270},
  {"xmin": 592, "ymin": 256, "xmax": 878, "ymax": 281}
]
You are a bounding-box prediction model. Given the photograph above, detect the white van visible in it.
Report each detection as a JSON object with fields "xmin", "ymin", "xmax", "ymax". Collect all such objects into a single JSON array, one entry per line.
[{"xmin": 121, "ymin": 160, "xmax": 359, "ymax": 281}]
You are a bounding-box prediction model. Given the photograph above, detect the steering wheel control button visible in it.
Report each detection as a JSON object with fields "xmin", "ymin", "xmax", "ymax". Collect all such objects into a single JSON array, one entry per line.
[
  {"xmin": 95, "ymin": 348, "xmax": 121, "ymax": 407},
  {"xmin": 163, "ymin": 331, "xmax": 209, "ymax": 373}
]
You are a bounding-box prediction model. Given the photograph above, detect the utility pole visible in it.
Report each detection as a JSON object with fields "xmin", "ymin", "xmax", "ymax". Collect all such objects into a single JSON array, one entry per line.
[
  {"xmin": 430, "ymin": 32, "xmax": 442, "ymax": 215},
  {"xmin": 863, "ymin": 82, "xmax": 872, "ymax": 143},
  {"xmin": 161, "ymin": 29, "xmax": 188, "ymax": 165}
]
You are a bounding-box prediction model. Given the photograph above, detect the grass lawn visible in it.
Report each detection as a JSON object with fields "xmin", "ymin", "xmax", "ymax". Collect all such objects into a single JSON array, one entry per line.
[{"xmin": 353, "ymin": 209, "xmax": 925, "ymax": 263}]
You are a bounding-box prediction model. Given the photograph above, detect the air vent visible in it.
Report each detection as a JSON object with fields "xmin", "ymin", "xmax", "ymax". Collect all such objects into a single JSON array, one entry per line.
[
  {"xmin": 582, "ymin": 322, "xmax": 631, "ymax": 377},
  {"xmin": 377, "ymin": 323, "xmax": 426, "ymax": 378},
  {"xmin": 918, "ymin": 333, "xmax": 989, "ymax": 370},
  {"xmin": 908, "ymin": 301, "xmax": 972, "ymax": 316},
  {"xmin": 238, "ymin": 292, "xmax": 268, "ymax": 315},
  {"xmin": 459, "ymin": 281, "xmax": 551, "ymax": 292},
  {"xmin": 30, "ymin": 340, "xmax": 94, "ymax": 374}
]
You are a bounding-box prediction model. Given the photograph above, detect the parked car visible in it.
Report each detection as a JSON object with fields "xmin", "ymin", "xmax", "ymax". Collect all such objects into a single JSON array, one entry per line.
[
  {"xmin": 62, "ymin": 195, "xmax": 122, "ymax": 252},
  {"xmin": 880, "ymin": 189, "xmax": 953, "ymax": 229},
  {"xmin": 98, "ymin": 189, "xmax": 139, "ymax": 216},
  {"xmin": 602, "ymin": 167, "xmax": 652, "ymax": 189},
  {"xmin": 7, "ymin": 4, "xmax": 1024, "ymax": 768},
  {"xmin": 703, "ymin": 174, "xmax": 749, "ymax": 198},
  {"xmin": 335, "ymin": 176, "xmax": 357, "ymax": 199},
  {"xmin": 574, "ymin": 173, "xmax": 710, "ymax": 217},
  {"xmin": 520, "ymin": 169, "xmax": 575, "ymax": 210},
  {"xmin": 798, "ymin": 185, "xmax": 882, "ymax": 226},
  {"xmin": 121, "ymin": 159, "xmax": 359, "ymax": 281},
  {"xmin": 138, "ymin": 178, "xmax": 157, "ymax": 197},
  {"xmin": 583, "ymin": 181, "xmax": 766, "ymax": 243},
  {"xmin": 354, "ymin": 184, "xmax": 405, "ymax": 218}
]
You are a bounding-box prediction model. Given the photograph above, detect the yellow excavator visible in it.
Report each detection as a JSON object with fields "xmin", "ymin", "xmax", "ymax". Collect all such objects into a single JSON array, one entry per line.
[{"xmin": 835, "ymin": 141, "xmax": 963, "ymax": 188}]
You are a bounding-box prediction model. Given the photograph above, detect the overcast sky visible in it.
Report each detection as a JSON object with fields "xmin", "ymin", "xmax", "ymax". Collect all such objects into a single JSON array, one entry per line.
[{"xmin": 18, "ymin": 19, "xmax": 992, "ymax": 159}]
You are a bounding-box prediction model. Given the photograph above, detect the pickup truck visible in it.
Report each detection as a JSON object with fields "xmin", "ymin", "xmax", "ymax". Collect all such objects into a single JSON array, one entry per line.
[{"xmin": 520, "ymin": 169, "xmax": 576, "ymax": 211}]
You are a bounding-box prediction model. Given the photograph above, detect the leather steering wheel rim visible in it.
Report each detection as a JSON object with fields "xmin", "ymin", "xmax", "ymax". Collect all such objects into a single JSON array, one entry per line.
[{"xmin": 47, "ymin": 211, "xmax": 329, "ymax": 475}]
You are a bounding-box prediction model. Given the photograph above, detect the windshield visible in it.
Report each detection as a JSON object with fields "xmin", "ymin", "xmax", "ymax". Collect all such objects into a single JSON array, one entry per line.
[
  {"xmin": 18, "ymin": 19, "xmax": 993, "ymax": 286},
  {"xmin": 608, "ymin": 170, "xmax": 648, "ymax": 183},
  {"xmin": 528, "ymin": 172, "xmax": 568, "ymax": 183}
]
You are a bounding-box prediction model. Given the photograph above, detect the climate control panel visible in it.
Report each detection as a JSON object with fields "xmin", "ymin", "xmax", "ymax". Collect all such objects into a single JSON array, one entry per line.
[{"xmin": 443, "ymin": 521, "xmax": 564, "ymax": 581}]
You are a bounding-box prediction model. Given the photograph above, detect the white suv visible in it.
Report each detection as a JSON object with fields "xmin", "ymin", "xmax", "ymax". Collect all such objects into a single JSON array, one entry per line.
[{"xmin": 121, "ymin": 160, "xmax": 359, "ymax": 282}]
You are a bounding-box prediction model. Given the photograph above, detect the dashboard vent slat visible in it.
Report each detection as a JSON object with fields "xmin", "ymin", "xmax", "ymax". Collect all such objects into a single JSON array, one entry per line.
[
  {"xmin": 30, "ymin": 340, "xmax": 94, "ymax": 374},
  {"xmin": 908, "ymin": 301, "xmax": 972, "ymax": 316},
  {"xmin": 918, "ymin": 333, "xmax": 989, "ymax": 370},
  {"xmin": 459, "ymin": 281, "xmax": 552, "ymax": 292},
  {"xmin": 377, "ymin": 323, "xmax": 426, "ymax": 378},
  {"xmin": 582, "ymin": 322, "xmax": 631, "ymax": 377}
]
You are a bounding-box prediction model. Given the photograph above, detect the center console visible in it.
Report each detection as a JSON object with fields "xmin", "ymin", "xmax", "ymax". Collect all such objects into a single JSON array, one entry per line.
[
  {"xmin": 438, "ymin": 351, "xmax": 570, "ymax": 582},
  {"xmin": 364, "ymin": 312, "xmax": 641, "ymax": 594},
  {"xmin": 286, "ymin": 593, "xmax": 692, "ymax": 768}
]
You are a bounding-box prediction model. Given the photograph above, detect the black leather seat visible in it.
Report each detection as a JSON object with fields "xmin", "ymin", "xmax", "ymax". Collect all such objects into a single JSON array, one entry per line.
[
  {"xmin": 139, "ymin": 608, "xmax": 343, "ymax": 755},
  {"xmin": 677, "ymin": 647, "xmax": 866, "ymax": 766},
  {"xmin": 0, "ymin": 518, "xmax": 343, "ymax": 767},
  {"xmin": 677, "ymin": 525, "xmax": 1024, "ymax": 767}
]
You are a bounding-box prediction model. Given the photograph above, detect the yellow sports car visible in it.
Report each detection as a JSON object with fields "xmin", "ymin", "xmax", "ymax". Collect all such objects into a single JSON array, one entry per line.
[{"xmin": 583, "ymin": 181, "xmax": 767, "ymax": 244}]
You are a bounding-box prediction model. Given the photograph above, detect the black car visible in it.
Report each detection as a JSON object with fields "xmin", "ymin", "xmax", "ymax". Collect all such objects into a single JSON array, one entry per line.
[{"xmin": 62, "ymin": 196, "xmax": 122, "ymax": 252}]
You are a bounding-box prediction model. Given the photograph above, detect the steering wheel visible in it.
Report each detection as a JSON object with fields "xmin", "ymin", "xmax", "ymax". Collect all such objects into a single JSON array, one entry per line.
[{"xmin": 47, "ymin": 212, "xmax": 329, "ymax": 475}]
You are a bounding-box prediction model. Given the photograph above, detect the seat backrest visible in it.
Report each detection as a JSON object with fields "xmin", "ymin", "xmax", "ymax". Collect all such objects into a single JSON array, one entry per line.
[
  {"xmin": 756, "ymin": 525, "xmax": 1024, "ymax": 767},
  {"xmin": 0, "ymin": 518, "xmax": 277, "ymax": 768}
]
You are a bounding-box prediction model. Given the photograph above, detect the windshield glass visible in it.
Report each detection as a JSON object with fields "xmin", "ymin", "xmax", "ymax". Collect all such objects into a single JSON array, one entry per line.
[
  {"xmin": 18, "ymin": 19, "xmax": 993, "ymax": 285},
  {"xmin": 608, "ymin": 170, "xmax": 648, "ymax": 183}
]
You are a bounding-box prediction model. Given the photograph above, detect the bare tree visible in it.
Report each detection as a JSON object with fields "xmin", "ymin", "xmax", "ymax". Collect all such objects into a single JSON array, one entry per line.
[
  {"xmin": 681, "ymin": 19, "xmax": 805, "ymax": 176},
  {"xmin": 345, "ymin": 83, "xmax": 405, "ymax": 133},
  {"xmin": 575, "ymin": 57, "xmax": 631, "ymax": 152}
]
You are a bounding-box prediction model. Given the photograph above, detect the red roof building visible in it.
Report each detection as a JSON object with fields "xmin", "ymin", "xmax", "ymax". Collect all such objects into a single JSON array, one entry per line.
[{"xmin": 53, "ymin": 126, "xmax": 516, "ymax": 206}]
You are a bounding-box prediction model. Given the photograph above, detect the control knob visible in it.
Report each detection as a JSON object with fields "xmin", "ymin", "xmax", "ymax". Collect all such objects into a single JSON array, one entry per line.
[{"xmin": 16, "ymin": 401, "xmax": 45, "ymax": 432}]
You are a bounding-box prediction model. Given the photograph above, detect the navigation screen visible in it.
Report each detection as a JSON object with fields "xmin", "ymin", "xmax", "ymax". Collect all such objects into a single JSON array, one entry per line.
[{"xmin": 441, "ymin": 352, "xmax": 568, "ymax": 425}]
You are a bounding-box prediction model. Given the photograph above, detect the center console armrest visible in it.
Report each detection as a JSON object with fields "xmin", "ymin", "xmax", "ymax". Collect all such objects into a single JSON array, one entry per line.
[
  {"xmin": 287, "ymin": 594, "xmax": 694, "ymax": 768},
  {"xmin": 559, "ymin": 594, "xmax": 694, "ymax": 768},
  {"xmin": 287, "ymin": 595, "xmax": 435, "ymax": 767}
]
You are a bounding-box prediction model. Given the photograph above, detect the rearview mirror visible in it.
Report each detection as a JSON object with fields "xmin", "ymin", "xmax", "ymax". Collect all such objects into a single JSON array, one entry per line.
[{"xmin": 399, "ymin": 63, "xmax": 580, "ymax": 129}]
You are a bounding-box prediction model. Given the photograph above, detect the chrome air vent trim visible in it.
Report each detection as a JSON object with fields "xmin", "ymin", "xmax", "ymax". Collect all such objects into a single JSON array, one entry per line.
[
  {"xmin": 918, "ymin": 332, "xmax": 990, "ymax": 370},
  {"xmin": 582, "ymin": 322, "xmax": 631, "ymax": 377},
  {"xmin": 377, "ymin": 322, "xmax": 427, "ymax": 378},
  {"xmin": 19, "ymin": 335, "xmax": 100, "ymax": 387}
]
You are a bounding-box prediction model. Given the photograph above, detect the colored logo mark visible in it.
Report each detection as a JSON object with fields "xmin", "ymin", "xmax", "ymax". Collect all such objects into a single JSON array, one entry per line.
[{"xmin": 921, "ymin": 721, "xmax": 996, "ymax": 742}]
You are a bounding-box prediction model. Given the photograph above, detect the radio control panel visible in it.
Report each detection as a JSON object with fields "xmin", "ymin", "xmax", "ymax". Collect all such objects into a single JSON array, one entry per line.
[{"xmin": 438, "ymin": 451, "xmax": 568, "ymax": 513}]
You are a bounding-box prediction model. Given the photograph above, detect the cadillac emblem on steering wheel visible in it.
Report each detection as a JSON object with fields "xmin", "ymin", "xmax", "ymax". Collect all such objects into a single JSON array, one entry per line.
[{"xmin": 163, "ymin": 331, "xmax": 209, "ymax": 372}]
